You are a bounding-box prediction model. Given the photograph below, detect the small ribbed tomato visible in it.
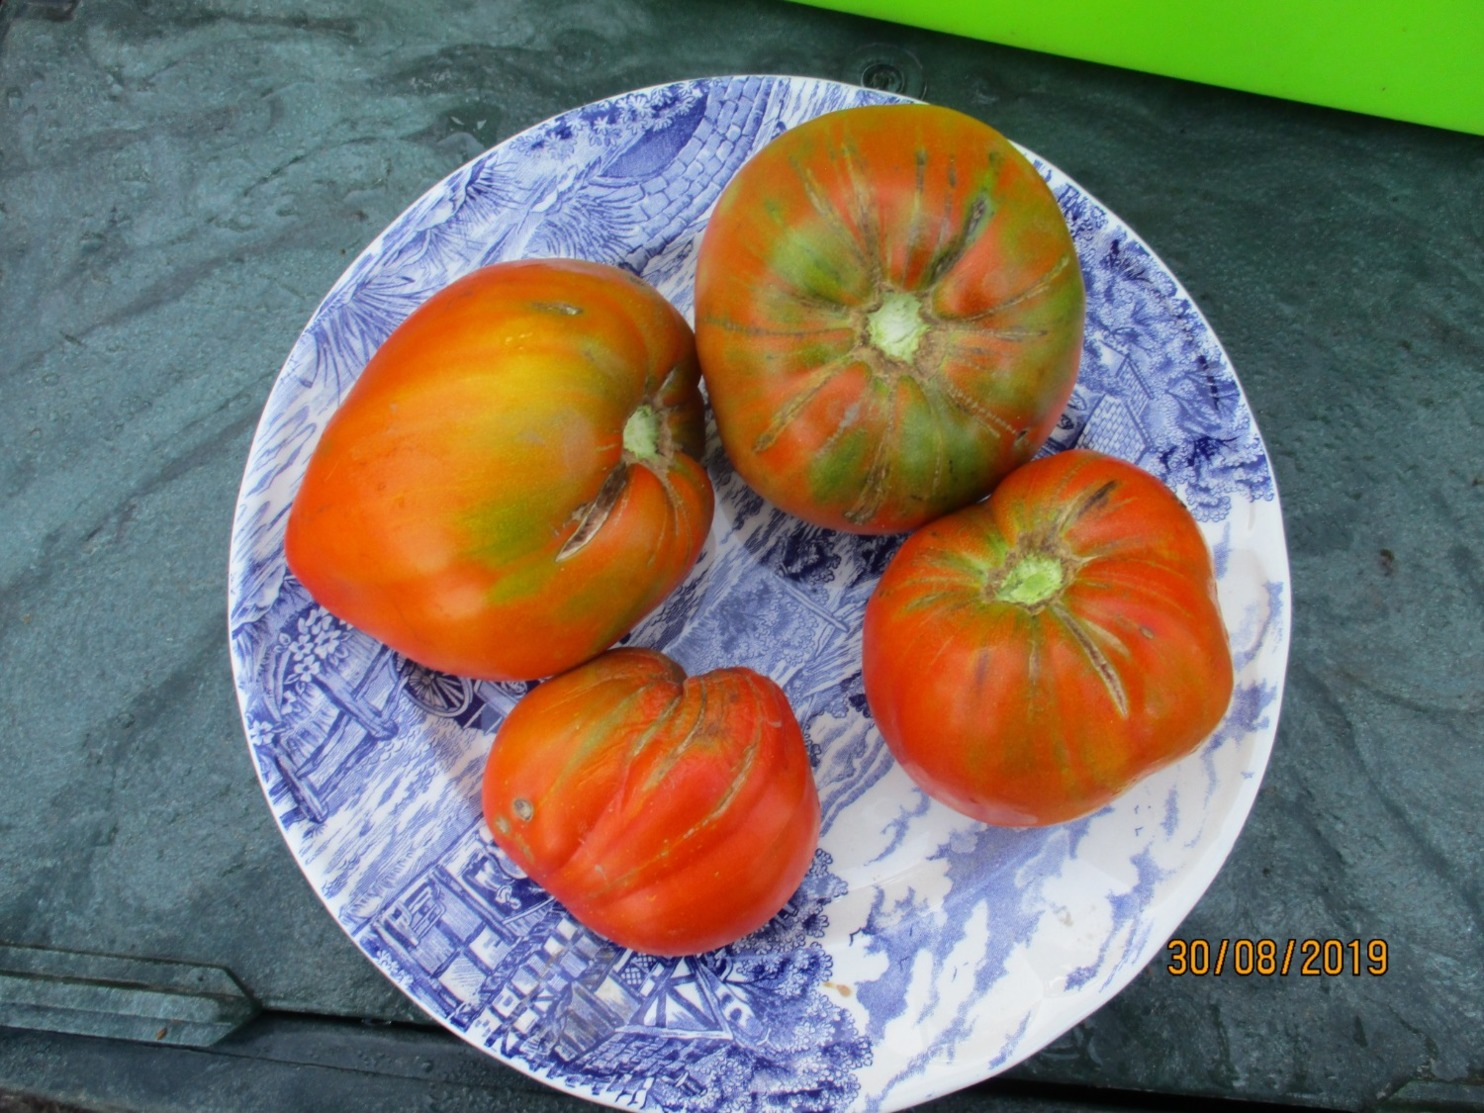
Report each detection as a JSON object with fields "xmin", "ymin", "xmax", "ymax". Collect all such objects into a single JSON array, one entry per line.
[
  {"xmin": 695, "ymin": 103, "xmax": 1084, "ymax": 534},
  {"xmin": 284, "ymin": 259, "xmax": 713, "ymax": 682},
  {"xmin": 482, "ymin": 648, "xmax": 820, "ymax": 956},
  {"xmin": 863, "ymin": 450, "xmax": 1234, "ymax": 827}
]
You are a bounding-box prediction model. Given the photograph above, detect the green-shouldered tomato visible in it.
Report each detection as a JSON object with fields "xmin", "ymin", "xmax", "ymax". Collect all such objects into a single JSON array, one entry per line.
[
  {"xmin": 863, "ymin": 450, "xmax": 1234, "ymax": 826},
  {"xmin": 695, "ymin": 103, "xmax": 1084, "ymax": 534},
  {"xmin": 285, "ymin": 259, "xmax": 713, "ymax": 682}
]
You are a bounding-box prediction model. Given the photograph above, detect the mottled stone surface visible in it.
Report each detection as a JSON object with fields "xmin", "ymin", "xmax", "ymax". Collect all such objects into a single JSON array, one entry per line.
[{"xmin": 1, "ymin": 0, "xmax": 1481, "ymax": 1110}]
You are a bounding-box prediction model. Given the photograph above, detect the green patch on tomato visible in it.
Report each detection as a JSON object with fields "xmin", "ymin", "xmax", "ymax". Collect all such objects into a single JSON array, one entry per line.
[{"xmin": 697, "ymin": 102, "xmax": 1085, "ymax": 535}]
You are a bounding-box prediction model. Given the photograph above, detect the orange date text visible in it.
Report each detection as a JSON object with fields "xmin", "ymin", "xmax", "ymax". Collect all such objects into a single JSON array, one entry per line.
[{"xmin": 1165, "ymin": 938, "xmax": 1388, "ymax": 976}]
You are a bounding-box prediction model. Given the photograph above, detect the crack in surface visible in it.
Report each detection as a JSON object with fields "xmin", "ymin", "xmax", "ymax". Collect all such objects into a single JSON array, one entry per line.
[
  {"xmin": 1050, "ymin": 600, "xmax": 1130, "ymax": 719},
  {"xmin": 556, "ymin": 465, "xmax": 627, "ymax": 561},
  {"xmin": 750, "ymin": 352, "xmax": 859, "ymax": 454}
]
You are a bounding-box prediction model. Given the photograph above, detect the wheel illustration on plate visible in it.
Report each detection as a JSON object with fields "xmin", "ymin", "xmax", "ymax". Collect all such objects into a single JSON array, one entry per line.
[{"xmin": 398, "ymin": 656, "xmax": 475, "ymax": 718}]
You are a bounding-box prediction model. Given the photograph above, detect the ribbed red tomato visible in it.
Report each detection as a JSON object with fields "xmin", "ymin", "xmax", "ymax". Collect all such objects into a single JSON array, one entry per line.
[
  {"xmin": 284, "ymin": 259, "xmax": 713, "ymax": 682},
  {"xmin": 862, "ymin": 450, "xmax": 1234, "ymax": 826},
  {"xmin": 481, "ymin": 648, "xmax": 820, "ymax": 956},
  {"xmin": 695, "ymin": 103, "xmax": 1085, "ymax": 534}
]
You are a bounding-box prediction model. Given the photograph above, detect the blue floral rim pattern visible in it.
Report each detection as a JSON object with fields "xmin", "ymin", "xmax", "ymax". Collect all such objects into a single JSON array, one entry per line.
[{"xmin": 227, "ymin": 76, "xmax": 1291, "ymax": 1113}]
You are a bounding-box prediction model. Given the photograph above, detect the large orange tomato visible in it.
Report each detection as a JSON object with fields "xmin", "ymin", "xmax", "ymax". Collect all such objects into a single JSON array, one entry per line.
[
  {"xmin": 482, "ymin": 648, "xmax": 820, "ymax": 956},
  {"xmin": 285, "ymin": 259, "xmax": 714, "ymax": 682},
  {"xmin": 694, "ymin": 103, "xmax": 1085, "ymax": 534},
  {"xmin": 862, "ymin": 450, "xmax": 1234, "ymax": 826}
]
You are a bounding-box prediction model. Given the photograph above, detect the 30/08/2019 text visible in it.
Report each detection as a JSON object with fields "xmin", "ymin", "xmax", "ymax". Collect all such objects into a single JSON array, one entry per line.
[{"xmin": 1166, "ymin": 938, "xmax": 1388, "ymax": 976}]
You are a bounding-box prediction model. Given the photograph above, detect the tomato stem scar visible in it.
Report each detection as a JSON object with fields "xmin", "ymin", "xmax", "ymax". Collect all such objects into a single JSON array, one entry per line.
[
  {"xmin": 995, "ymin": 551, "xmax": 1065, "ymax": 606},
  {"xmin": 866, "ymin": 291, "xmax": 929, "ymax": 363},
  {"xmin": 623, "ymin": 403, "xmax": 663, "ymax": 461}
]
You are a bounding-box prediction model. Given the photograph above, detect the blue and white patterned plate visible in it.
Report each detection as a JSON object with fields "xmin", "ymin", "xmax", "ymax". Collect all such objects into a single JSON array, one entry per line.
[{"xmin": 228, "ymin": 76, "xmax": 1290, "ymax": 1112}]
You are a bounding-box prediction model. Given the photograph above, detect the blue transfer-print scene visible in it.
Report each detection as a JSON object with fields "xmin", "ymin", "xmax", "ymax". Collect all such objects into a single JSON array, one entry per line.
[
  {"xmin": 227, "ymin": 75, "xmax": 1290, "ymax": 1112},
  {"xmin": 361, "ymin": 834, "xmax": 867, "ymax": 1111}
]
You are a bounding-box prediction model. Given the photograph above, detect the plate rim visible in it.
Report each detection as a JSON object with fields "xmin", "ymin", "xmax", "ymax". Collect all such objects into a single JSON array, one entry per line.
[{"xmin": 226, "ymin": 72, "xmax": 1292, "ymax": 1113}]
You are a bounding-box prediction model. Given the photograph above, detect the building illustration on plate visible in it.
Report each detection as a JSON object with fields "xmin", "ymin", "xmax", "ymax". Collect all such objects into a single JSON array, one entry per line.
[
  {"xmin": 244, "ymin": 578, "xmax": 520, "ymax": 826},
  {"xmin": 358, "ymin": 822, "xmax": 821, "ymax": 1109},
  {"xmin": 1045, "ymin": 330, "xmax": 1158, "ymax": 464}
]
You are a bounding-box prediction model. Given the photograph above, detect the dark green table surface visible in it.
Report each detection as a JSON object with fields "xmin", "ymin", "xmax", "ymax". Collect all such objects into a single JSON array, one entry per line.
[{"xmin": 2, "ymin": 1, "xmax": 1481, "ymax": 1110}]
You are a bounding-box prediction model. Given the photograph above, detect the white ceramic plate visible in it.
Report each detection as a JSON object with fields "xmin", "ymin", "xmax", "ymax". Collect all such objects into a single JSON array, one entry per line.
[{"xmin": 228, "ymin": 76, "xmax": 1291, "ymax": 1112}]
